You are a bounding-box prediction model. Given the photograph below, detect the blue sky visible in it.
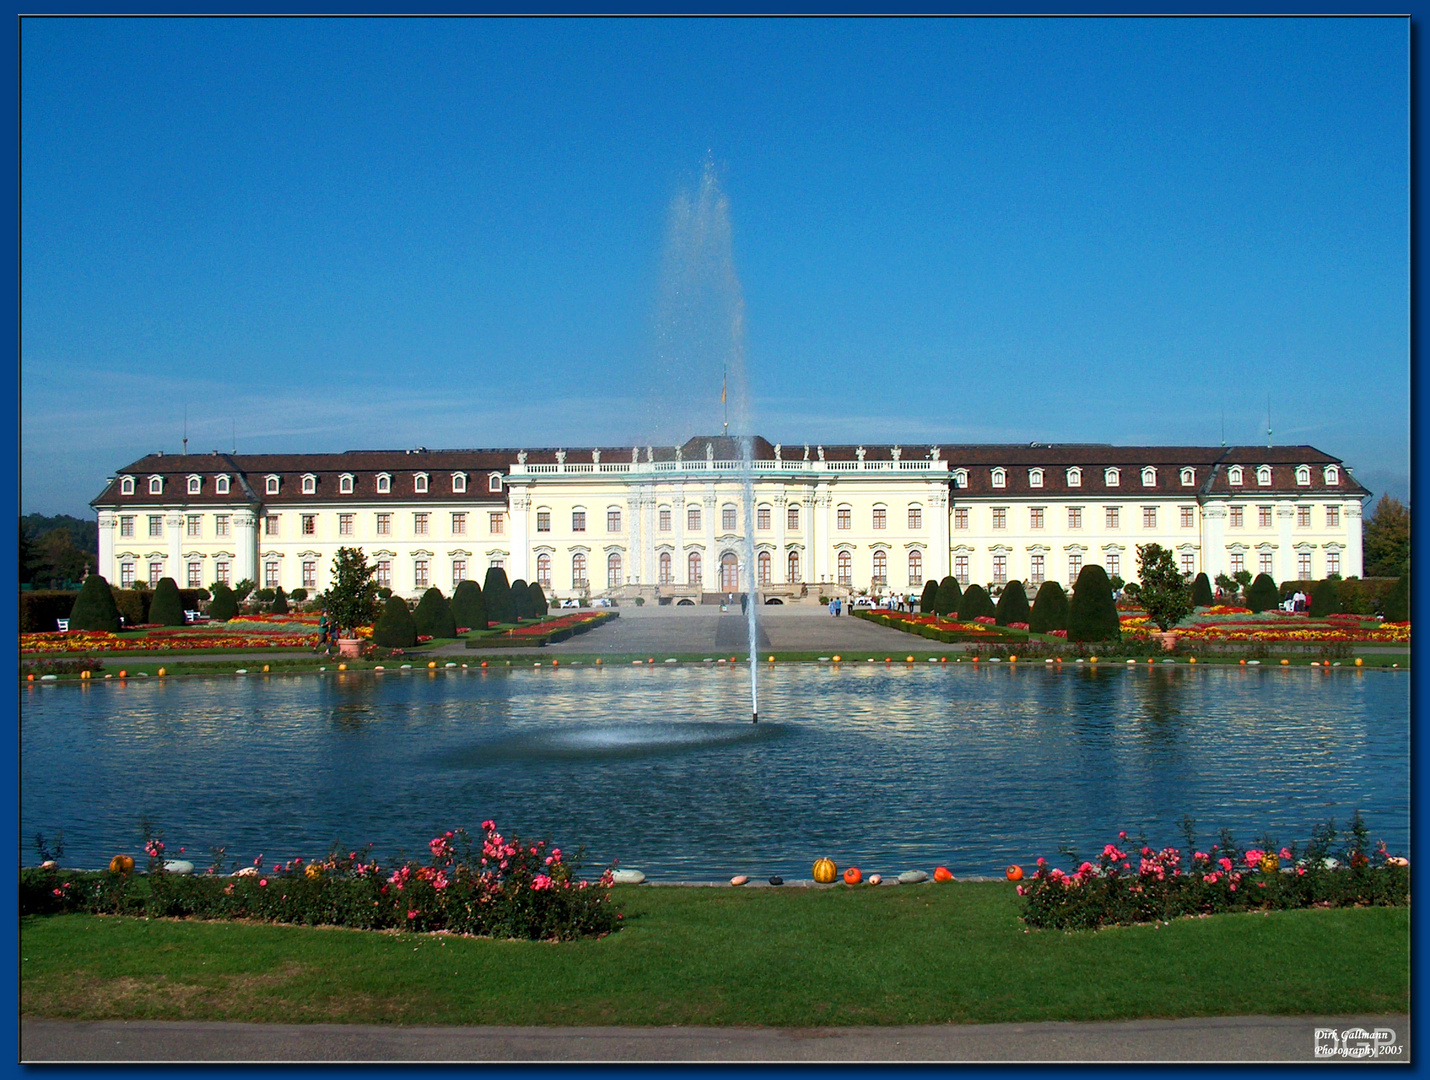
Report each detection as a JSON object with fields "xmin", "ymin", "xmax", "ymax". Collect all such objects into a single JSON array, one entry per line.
[{"xmin": 21, "ymin": 17, "xmax": 1408, "ymax": 516}]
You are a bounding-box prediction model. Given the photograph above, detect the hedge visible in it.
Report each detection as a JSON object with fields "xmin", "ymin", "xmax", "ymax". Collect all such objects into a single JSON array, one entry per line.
[
  {"xmin": 148, "ymin": 577, "xmax": 186, "ymax": 626},
  {"xmin": 483, "ymin": 567, "xmax": 516, "ymax": 625},
  {"xmin": 208, "ymin": 583, "xmax": 239, "ymax": 621},
  {"xmin": 933, "ymin": 575, "xmax": 961, "ymax": 617},
  {"xmin": 67, "ymin": 576, "xmax": 121, "ymax": 633},
  {"xmin": 451, "ymin": 579, "xmax": 487, "ymax": 632},
  {"xmin": 956, "ymin": 584, "xmax": 995, "ymax": 621},
  {"xmin": 1246, "ymin": 573, "xmax": 1279, "ymax": 613},
  {"xmin": 1068, "ymin": 564, "xmax": 1120, "ymax": 642},
  {"xmin": 1190, "ymin": 572, "xmax": 1214, "ymax": 607},
  {"xmin": 20, "ymin": 590, "xmax": 79, "ymax": 632},
  {"xmin": 994, "ymin": 580, "xmax": 1029, "ymax": 626},
  {"xmin": 919, "ymin": 579, "xmax": 939, "ymax": 614},
  {"xmin": 1029, "ymin": 581, "xmax": 1069, "ymax": 634},
  {"xmin": 511, "ymin": 579, "xmax": 535, "ymax": 620},
  {"xmin": 372, "ymin": 595, "xmax": 417, "ymax": 649},
  {"xmin": 413, "ymin": 587, "xmax": 456, "ymax": 639}
]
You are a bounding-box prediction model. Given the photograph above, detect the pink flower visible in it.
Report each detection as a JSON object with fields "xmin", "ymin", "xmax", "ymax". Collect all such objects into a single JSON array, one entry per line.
[
  {"xmin": 1118, "ymin": 831, "xmax": 1127, "ymax": 840},
  {"xmin": 481, "ymin": 820, "xmax": 495, "ymax": 831},
  {"xmin": 1015, "ymin": 885, "xmax": 1024, "ymax": 895},
  {"xmin": 1279, "ymin": 848, "xmax": 1292, "ymax": 860},
  {"xmin": 531, "ymin": 874, "xmax": 553, "ymax": 891},
  {"xmin": 1218, "ymin": 857, "xmax": 1233, "ymax": 873},
  {"xmin": 407, "ymin": 910, "xmax": 418, "ymax": 919},
  {"xmin": 1229, "ymin": 884, "xmax": 1237, "ymax": 892},
  {"xmin": 259, "ymin": 878, "xmax": 268, "ymax": 887}
]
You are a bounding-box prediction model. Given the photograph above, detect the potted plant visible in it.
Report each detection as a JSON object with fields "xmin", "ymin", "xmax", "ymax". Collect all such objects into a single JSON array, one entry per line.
[{"xmin": 326, "ymin": 547, "xmax": 380, "ymax": 656}]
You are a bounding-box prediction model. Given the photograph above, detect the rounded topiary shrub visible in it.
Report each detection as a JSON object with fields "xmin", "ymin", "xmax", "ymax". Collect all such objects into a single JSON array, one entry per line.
[
  {"xmin": 956, "ymin": 583, "xmax": 995, "ymax": 621},
  {"xmin": 1245, "ymin": 573, "xmax": 1279, "ymax": 614},
  {"xmin": 483, "ymin": 567, "xmax": 515, "ymax": 625},
  {"xmin": 289, "ymin": 588, "xmax": 308, "ymax": 603},
  {"xmin": 208, "ymin": 582, "xmax": 238, "ymax": 621},
  {"xmin": 149, "ymin": 577, "xmax": 185, "ymax": 626},
  {"xmin": 934, "ymin": 575, "xmax": 962, "ymax": 617},
  {"xmin": 271, "ymin": 587, "xmax": 289, "ymax": 614},
  {"xmin": 1029, "ymin": 580, "xmax": 1069, "ymax": 633},
  {"xmin": 511, "ymin": 578, "xmax": 534, "ymax": 620},
  {"xmin": 528, "ymin": 581, "xmax": 549, "ymax": 617},
  {"xmin": 451, "ymin": 579, "xmax": 487, "ymax": 632},
  {"xmin": 67, "ymin": 574, "xmax": 121, "ymax": 632},
  {"xmin": 1068, "ymin": 564, "xmax": 1120, "ymax": 643},
  {"xmin": 995, "ymin": 580, "xmax": 1030, "ymax": 626},
  {"xmin": 1309, "ymin": 578, "xmax": 1341, "ymax": 618},
  {"xmin": 372, "ymin": 595, "xmax": 417, "ymax": 648},
  {"xmin": 919, "ymin": 579, "xmax": 939, "ymax": 614},
  {"xmin": 413, "ymin": 587, "xmax": 456, "ymax": 639},
  {"xmin": 1190, "ymin": 572, "xmax": 1214, "ymax": 608}
]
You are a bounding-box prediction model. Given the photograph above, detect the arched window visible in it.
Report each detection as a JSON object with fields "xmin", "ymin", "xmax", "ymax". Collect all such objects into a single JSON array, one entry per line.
[
  {"xmin": 687, "ymin": 551, "xmax": 702, "ymax": 586},
  {"xmin": 302, "ymin": 474, "xmax": 316, "ymax": 495},
  {"xmin": 908, "ymin": 549, "xmax": 923, "ymax": 586},
  {"xmin": 536, "ymin": 553, "xmax": 551, "ymax": 587},
  {"xmin": 414, "ymin": 473, "xmax": 429, "ymax": 494},
  {"xmin": 120, "ymin": 476, "xmax": 135, "ymax": 495},
  {"xmin": 452, "ymin": 473, "xmax": 467, "ymax": 493},
  {"xmin": 757, "ymin": 551, "xmax": 771, "ymax": 585},
  {"xmin": 1324, "ymin": 464, "xmax": 1340, "ymax": 485},
  {"xmin": 572, "ymin": 553, "xmax": 588, "ymax": 588},
  {"xmin": 1105, "ymin": 467, "xmax": 1120, "ymax": 487},
  {"xmin": 991, "ymin": 468, "xmax": 1006, "ymax": 488},
  {"xmin": 187, "ymin": 475, "xmax": 201, "ymax": 495},
  {"xmin": 787, "ymin": 550, "xmax": 800, "ymax": 583},
  {"xmin": 1141, "ymin": 467, "xmax": 1157, "ymax": 487},
  {"xmin": 339, "ymin": 474, "xmax": 354, "ymax": 494},
  {"xmin": 215, "ymin": 475, "xmax": 230, "ymax": 495},
  {"xmin": 1067, "ymin": 467, "xmax": 1082, "ymax": 487},
  {"xmin": 607, "ymin": 552, "xmax": 622, "ymax": 588},
  {"xmin": 837, "ymin": 550, "xmax": 852, "ymax": 586},
  {"xmin": 489, "ymin": 473, "xmax": 503, "ymax": 492},
  {"xmin": 1228, "ymin": 465, "xmax": 1244, "ymax": 486},
  {"xmin": 952, "ymin": 469, "xmax": 968, "ymax": 488},
  {"xmin": 265, "ymin": 475, "xmax": 280, "ymax": 495},
  {"xmin": 872, "ymin": 549, "xmax": 887, "ymax": 585},
  {"xmin": 658, "ymin": 551, "xmax": 672, "ymax": 584},
  {"xmin": 1180, "ymin": 468, "xmax": 1196, "ymax": 487},
  {"xmin": 720, "ymin": 552, "xmax": 739, "ymax": 590},
  {"xmin": 1257, "ymin": 465, "xmax": 1272, "ymax": 486},
  {"xmin": 1028, "ymin": 468, "xmax": 1044, "ymax": 488},
  {"xmin": 1295, "ymin": 465, "xmax": 1311, "ymax": 486},
  {"xmin": 149, "ymin": 476, "xmax": 164, "ymax": 494}
]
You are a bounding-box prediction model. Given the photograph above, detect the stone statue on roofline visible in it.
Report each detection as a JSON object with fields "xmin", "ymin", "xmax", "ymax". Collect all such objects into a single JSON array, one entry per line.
[
  {"xmin": 631, "ymin": 446, "xmax": 639, "ymax": 464},
  {"xmin": 856, "ymin": 446, "xmax": 866, "ymax": 462},
  {"xmin": 675, "ymin": 445, "xmax": 683, "ymax": 463},
  {"xmin": 817, "ymin": 445, "xmax": 825, "ymax": 462},
  {"xmin": 517, "ymin": 450, "xmax": 527, "ymax": 465},
  {"xmin": 892, "ymin": 446, "xmax": 901, "ymax": 462},
  {"xmin": 646, "ymin": 445, "xmax": 654, "ymax": 463},
  {"xmin": 931, "ymin": 446, "xmax": 941, "ymax": 461},
  {"xmin": 803, "ymin": 444, "xmax": 810, "ymax": 461},
  {"xmin": 556, "ymin": 450, "xmax": 566, "ymax": 465},
  {"xmin": 592, "ymin": 449, "xmax": 600, "ymax": 464},
  {"xmin": 774, "ymin": 443, "xmax": 782, "ymax": 463},
  {"xmin": 706, "ymin": 442, "xmax": 714, "ymax": 463}
]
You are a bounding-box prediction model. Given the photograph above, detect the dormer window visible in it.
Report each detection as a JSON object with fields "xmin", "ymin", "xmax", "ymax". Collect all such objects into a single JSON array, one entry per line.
[
  {"xmin": 186, "ymin": 474, "xmax": 202, "ymax": 495},
  {"xmin": 452, "ymin": 472, "xmax": 467, "ymax": 494},
  {"xmin": 120, "ymin": 476, "xmax": 135, "ymax": 495},
  {"xmin": 339, "ymin": 473, "xmax": 354, "ymax": 494},
  {"xmin": 148, "ymin": 476, "xmax": 164, "ymax": 495},
  {"xmin": 1066, "ymin": 467, "xmax": 1081, "ymax": 487},
  {"xmin": 1295, "ymin": 465, "xmax": 1311, "ymax": 486},
  {"xmin": 489, "ymin": 473, "xmax": 503, "ymax": 493},
  {"xmin": 376, "ymin": 473, "xmax": 392, "ymax": 493},
  {"xmin": 265, "ymin": 475, "xmax": 280, "ymax": 495},
  {"xmin": 1104, "ymin": 468, "xmax": 1120, "ymax": 487},
  {"xmin": 1228, "ymin": 465, "xmax": 1244, "ymax": 486},
  {"xmin": 952, "ymin": 469, "xmax": 968, "ymax": 489},
  {"xmin": 301, "ymin": 474, "xmax": 317, "ymax": 495},
  {"xmin": 1257, "ymin": 465, "xmax": 1272, "ymax": 486},
  {"xmin": 215, "ymin": 475, "xmax": 230, "ymax": 495},
  {"xmin": 1141, "ymin": 467, "xmax": 1157, "ymax": 487},
  {"xmin": 991, "ymin": 468, "xmax": 1006, "ymax": 488},
  {"xmin": 414, "ymin": 473, "xmax": 429, "ymax": 494},
  {"xmin": 1324, "ymin": 464, "xmax": 1340, "ymax": 485},
  {"xmin": 1180, "ymin": 467, "xmax": 1196, "ymax": 487},
  {"xmin": 1028, "ymin": 468, "xmax": 1044, "ymax": 488}
]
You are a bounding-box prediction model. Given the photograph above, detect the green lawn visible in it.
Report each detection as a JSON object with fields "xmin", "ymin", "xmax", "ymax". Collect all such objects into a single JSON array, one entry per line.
[{"xmin": 20, "ymin": 884, "xmax": 1407, "ymax": 1026}]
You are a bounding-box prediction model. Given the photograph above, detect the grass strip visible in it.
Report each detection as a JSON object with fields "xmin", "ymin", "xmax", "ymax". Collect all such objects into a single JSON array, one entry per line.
[{"xmin": 21, "ymin": 884, "xmax": 1407, "ymax": 1027}]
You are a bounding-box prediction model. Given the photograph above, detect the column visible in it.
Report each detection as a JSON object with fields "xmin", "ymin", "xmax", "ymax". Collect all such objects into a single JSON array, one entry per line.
[
  {"xmin": 166, "ymin": 513, "xmax": 184, "ymax": 580},
  {"xmin": 233, "ymin": 510, "xmax": 258, "ymax": 586},
  {"xmin": 673, "ymin": 490, "xmax": 686, "ymax": 586},
  {"xmin": 773, "ymin": 491, "xmax": 787, "ymax": 583},
  {"xmin": 1344, "ymin": 500, "xmax": 1364, "ymax": 577},
  {"xmin": 644, "ymin": 486, "xmax": 658, "ymax": 586},
  {"xmin": 1276, "ymin": 504, "xmax": 1296, "ymax": 581},
  {"xmin": 1200, "ymin": 503, "xmax": 1227, "ymax": 581},
  {"xmin": 928, "ymin": 484, "xmax": 950, "ymax": 581},
  {"xmin": 703, "ymin": 488, "xmax": 717, "ymax": 591},
  {"xmin": 97, "ymin": 512, "xmax": 117, "ymax": 580},
  {"xmin": 814, "ymin": 483, "xmax": 831, "ymax": 583},
  {"xmin": 509, "ymin": 486, "xmax": 530, "ymax": 582},
  {"xmin": 627, "ymin": 491, "xmax": 642, "ymax": 586}
]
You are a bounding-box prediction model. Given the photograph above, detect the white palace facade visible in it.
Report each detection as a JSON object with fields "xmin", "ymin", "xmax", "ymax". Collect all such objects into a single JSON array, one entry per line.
[{"xmin": 91, "ymin": 435, "xmax": 1368, "ymax": 603}]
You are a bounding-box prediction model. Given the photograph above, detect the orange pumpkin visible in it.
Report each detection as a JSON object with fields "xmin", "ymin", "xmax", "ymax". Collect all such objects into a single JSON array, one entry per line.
[
  {"xmin": 109, "ymin": 854, "xmax": 134, "ymax": 875},
  {"xmin": 1005, "ymin": 864, "xmax": 1023, "ymax": 881},
  {"xmin": 812, "ymin": 857, "xmax": 837, "ymax": 884},
  {"xmin": 843, "ymin": 866, "xmax": 862, "ymax": 885},
  {"xmin": 933, "ymin": 866, "xmax": 954, "ymax": 882}
]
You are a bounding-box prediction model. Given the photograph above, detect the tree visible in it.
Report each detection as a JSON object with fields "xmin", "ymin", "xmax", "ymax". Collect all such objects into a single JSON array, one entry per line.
[
  {"xmin": 67, "ymin": 573, "xmax": 121, "ymax": 632},
  {"xmin": 413, "ymin": 587, "xmax": 456, "ymax": 638},
  {"xmin": 1245, "ymin": 572, "xmax": 1279, "ymax": 614},
  {"xmin": 483, "ymin": 566, "xmax": 515, "ymax": 625},
  {"xmin": 232, "ymin": 579, "xmax": 255, "ymax": 605},
  {"xmin": 326, "ymin": 547, "xmax": 379, "ymax": 636},
  {"xmin": 289, "ymin": 588, "xmax": 308, "ymax": 603},
  {"xmin": 528, "ymin": 581, "xmax": 549, "ymax": 617},
  {"xmin": 271, "ymin": 586, "xmax": 289, "ymax": 614},
  {"xmin": 208, "ymin": 582, "xmax": 238, "ymax": 621},
  {"xmin": 919, "ymin": 579, "xmax": 939, "ymax": 613},
  {"xmin": 956, "ymin": 583, "xmax": 995, "ymax": 621},
  {"xmin": 1233, "ymin": 569, "xmax": 1253, "ymax": 592},
  {"xmin": 994, "ymin": 580, "xmax": 1029, "ymax": 626},
  {"xmin": 149, "ymin": 576, "xmax": 186, "ymax": 626},
  {"xmin": 1190, "ymin": 572, "xmax": 1214, "ymax": 608},
  {"xmin": 1214, "ymin": 572, "xmax": 1240, "ymax": 600},
  {"xmin": 933, "ymin": 575, "xmax": 961, "ymax": 617},
  {"xmin": 511, "ymin": 578, "xmax": 535, "ymax": 620},
  {"xmin": 451, "ymin": 579, "xmax": 487, "ymax": 632},
  {"xmin": 1309, "ymin": 578, "xmax": 1340, "ymax": 617},
  {"xmin": 1068, "ymin": 564, "xmax": 1121, "ymax": 642},
  {"xmin": 1028, "ymin": 580, "xmax": 1069, "ymax": 633},
  {"xmin": 372, "ymin": 595, "xmax": 417, "ymax": 648},
  {"xmin": 1363, "ymin": 496, "xmax": 1410, "ymax": 579},
  {"xmin": 1135, "ymin": 544, "xmax": 1194, "ymax": 633}
]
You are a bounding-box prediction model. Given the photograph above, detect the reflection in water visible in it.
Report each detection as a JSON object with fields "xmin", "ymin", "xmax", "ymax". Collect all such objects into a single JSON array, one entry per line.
[{"xmin": 20, "ymin": 665, "xmax": 1408, "ymax": 880}]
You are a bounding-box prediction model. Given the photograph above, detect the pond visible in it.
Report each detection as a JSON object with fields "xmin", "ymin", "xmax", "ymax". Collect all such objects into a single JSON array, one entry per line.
[{"xmin": 20, "ymin": 663, "xmax": 1409, "ymax": 880}]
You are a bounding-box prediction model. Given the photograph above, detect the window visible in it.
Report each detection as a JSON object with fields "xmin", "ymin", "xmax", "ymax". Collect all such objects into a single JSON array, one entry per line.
[
  {"xmin": 1326, "ymin": 506, "xmax": 1340, "ymax": 527},
  {"xmin": 788, "ymin": 505, "xmax": 800, "ymax": 530},
  {"xmin": 452, "ymin": 559, "xmax": 466, "ymax": 585},
  {"xmin": 992, "ymin": 508, "xmax": 1007, "ymax": 529},
  {"xmin": 1067, "ymin": 507, "xmax": 1082, "ymax": 529},
  {"xmin": 302, "ymin": 561, "xmax": 317, "ymax": 589},
  {"xmin": 302, "ymin": 514, "xmax": 316, "ymax": 536},
  {"xmin": 490, "ymin": 558, "xmax": 503, "ymax": 570},
  {"xmin": 757, "ymin": 506, "xmax": 771, "ymax": 531},
  {"xmin": 1142, "ymin": 507, "xmax": 1157, "ymax": 529},
  {"xmin": 1141, "ymin": 467, "xmax": 1157, "ymax": 487},
  {"xmin": 788, "ymin": 550, "xmax": 801, "ymax": 583},
  {"xmin": 1295, "ymin": 465, "xmax": 1310, "ymax": 486},
  {"xmin": 340, "ymin": 474, "xmax": 354, "ymax": 494},
  {"xmin": 659, "ymin": 552, "xmax": 672, "ymax": 584},
  {"xmin": 688, "ymin": 506, "xmax": 701, "ymax": 532},
  {"xmin": 908, "ymin": 550, "xmax": 923, "ymax": 586},
  {"xmin": 1105, "ymin": 468, "xmax": 1120, "ymax": 487},
  {"xmin": 338, "ymin": 513, "xmax": 354, "ymax": 536},
  {"xmin": 215, "ymin": 475, "xmax": 230, "ymax": 495},
  {"xmin": 952, "ymin": 469, "xmax": 968, "ymax": 488},
  {"xmin": 1105, "ymin": 506, "xmax": 1120, "ymax": 529},
  {"xmin": 1297, "ymin": 506, "xmax": 1311, "ymax": 528},
  {"xmin": 608, "ymin": 509, "xmax": 622, "ymax": 533},
  {"xmin": 489, "ymin": 474, "xmax": 503, "ymax": 493},
  {"xmin": 536, "ymin": 554, "xmax": 552, "ymax": 587},
  {"xmin": 489, "ymin": 512, "xmax": 503, "ymax": 535},
  {"xmin": 1258, "ymin": 506, "xmax": 1272, "ymax": 529},
  {"xmin": 414, "ymin": 474, "xmax": 429, "ymax": 494},
  {"xmin": 872, "ymin": 549, "xmax": 888, "ymax": 584},
  {"xmin": 572, "ymin": 554, "xmax": 588, "ymax": 588},
  {"xmin": 215, "ymin": 560, "xmax": 229, "ymax": 586},
  {"xmin": 1067, "ymin": 553, "xmax": 1082, "ymax": 581},
  {"xmin": 215, "ymin": 514, "xmax": 230, "ymax": 537},
  {"xmin": 991, "ymin": 468, "xmax": 1006, "ymax": 488},
  {"xmin": 1230, "ymin": 552, "xmax": 1245, "ymax": 574},
  {"xmin": 265, "ymin": 475, "xmax": 280, "ymax": 495},
  {"xmin": 572, "ymin": 510, "xmax": 586, "ymax": 532},
  {"xmin": 992, "ymin": 554, "xmax": 1007, "ymax": 584},
  {"xmin": 120, "ymin": 477, "xmax": 135, "ymax": 495},
  {"xmin": 1230, "ymin": 506, "xmax": 1244, "ymax": 528},
  {"xmin": 376, "ymin": 474, "xmax": 391, "ymax": 493},
  {"xmin": 1029, "ymin": 508, "xmax": 1044, "ymax": 529},
  {"xmin": 120, "ymin": 515, "xmax": 134, "ymax": 537},
  {"xmin": 659, "ymin": 508, "xmax": 671, "ymax": 532},
  {"xmin": 688, "ymin": 551, "xmax": 701, "ymax": 585},
  {"xmin": 414, "ymin": 513, "xmax": 429, "ymax": 535},
  {"xmin": 1029, "ymin": 468, "xmax": 1044, "ymax": 488},
  {"xmin": 837, "ymin": 507, "xmax": 852, "ymax": 530},
  {"xmin": 452, "ymin": 473, "xmax": 467, "ymax": 493},
  {"xmin": 1180, "ymin": 506, "xmax": 1195, "ymax": 529},
  {"xmin": 302, "ymin": 475, "xmax": 316, "ymax": 495},
  {"xmin": 149, "ymin": 515, "xmax": 164, "ymax": 537},
  {"xmin": 608, "ymin": 553, "xmax": 622, "ymax": 588},
  {"xmin": 1324, "ymin": 465, "xmax": 1340, "ymax": 485},
  {"xmin": 376, "ymin": 560, "xmax": 391, "ymax": 588},
  {"xmin": 149, "ymin": 476, "xmax": 164, "ymax": 495},
  {"xmin": 187, "ymin": 560, "xmax": 202, "ymax": 588},
  {"xmin": 954, "ymin": 555, "xmax": 969, "ymax": 585},
  {"xmin": 414, "ymin": 559, "xmax": 429, "ymax": 588},
  {"xmin": 720, "ymin": 553, "xmax": 739, "ymax": 590},
  {"xmin": 1257, "ymin": 465, "xmax": 1272, "ymax": 486},
  {"xmin": 722, "ymin": 505, "xmax": 737, "ymax": 531},
  {"xmin": 1327, "ymin": 551, "xmax": 1341, "ymax": 576},
  {"xmin": 187, "ymin": 475, "xmax": 201, "ymax": 495},
  {"xmin": 1259, "ymin": 552, "xmax": 1274, "ymax": 576},
  {"xmin": 1181, "ymin": 468, "xmax": 1196, "ymax": 487},
  {"xmin": 908, "ymin": 505, "xmax": 922, "ymax": 530},
  {"xmin": 837, "ymin": 550, "xmax": 853, "ymax": 586},
  {"xmin": 1181, "ymin": 553, "xmax": 1196, "ymax": 576},
  {"xmin": 264, "ymin": 561, "xmax": 279, "ymax": 588},
  {"xmin": 377, "ymin": 513, "xmax": 391, "ymax": 535},
  {"xmin": 1107, "ymin": 553, "xmax": 1120, "ymax": 580},
  {"xmin": 186, "ymin": 515, "xmax": 202, "ymax": 537},
  {"xmin": 1067, "ymin": 467, "xmax": 1082, "ymax": 487},
  {"xmin": 1297, "ymin": 552, "xmax": 1311, "ymax": 580},
  {"xmin": 265, "ymin": 515, "xmax": 279, "ymax": 536},
  {"xmin": 120, "ymin": 562, "xmax": 135, "ymax": 588},
  {"xmin": 1030, "ymin": 555, "xmax": 1045, "ymax": 585},
  {"xmin": 758, "ymin": 551, "xmax": 771, "ymax": 585},
  {"xmin": 1229, "ymin": 465, "xmax": 1244, "ymax": 486},
  {"xmin": 145, "ymin": 562, "xmax": 164, "ymax": 585},
  {"xmin": 452, "ymin": 512, "xmax": 466, "ymax": 535},
  {"xmin": 872, "ymin": 507, "xmax": 887, "ymax": 530},
  {"xmin": 954, "ymin": 508, "xmax": 968, "ymax": 530},
  {"xmin": 537, "ymin": 511, "xmax": 551, "ymax": 533}
]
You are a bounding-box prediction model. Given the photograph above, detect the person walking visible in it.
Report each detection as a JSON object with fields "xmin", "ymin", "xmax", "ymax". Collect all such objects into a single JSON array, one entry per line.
[{"xmin": 316, "ymin": 610, "xmax": 329, "ymax": 653}]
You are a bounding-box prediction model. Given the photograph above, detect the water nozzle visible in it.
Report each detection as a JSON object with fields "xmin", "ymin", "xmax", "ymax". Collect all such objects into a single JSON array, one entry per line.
[{"xmin": 752, "ymin": 712, "xmax": 759, "ymax": 725}]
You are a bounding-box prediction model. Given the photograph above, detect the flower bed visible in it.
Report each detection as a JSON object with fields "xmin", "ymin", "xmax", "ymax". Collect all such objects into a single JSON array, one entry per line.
[
  {"xmin": 466, "ymin": 611, "xmax": 617, "ymax": 648},
  {"xmin": 857, "ymin": 610, "xmax": 1024, "ymax": 643},
  {"xmin": 1119, "ymin": 611, "xmax": 1409, "ymax": 644},
  {"xmin": 20, "ymin": 628, "xmax": 319, "ymax": 654}
]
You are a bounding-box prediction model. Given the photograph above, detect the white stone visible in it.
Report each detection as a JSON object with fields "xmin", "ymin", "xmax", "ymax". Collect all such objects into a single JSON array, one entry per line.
[
  {"xmin": 233, "ymin": 866, "xmax": 259, "ymax": 877},
  {"xmin": 611, "ymin": 869, "xmax": 646, "ymax": 884},
  {"xmin": 164, "ymin": 860, "xmax": 195, "ymax": 875},
  {"xmin": 897, "ymin": 870, "xmax": 928, "ymax": 885},
  {"xmin": 730, "ymin": 874, "xmax": 749, "ymax": 886},
  {"xmin": 867, "ymin": 874, "xmax": 882, "ymax": 886}
]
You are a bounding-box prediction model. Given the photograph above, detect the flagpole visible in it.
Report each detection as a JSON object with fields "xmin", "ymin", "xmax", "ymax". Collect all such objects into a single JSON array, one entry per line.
[{"xmin": 722, "ymin": 364, "xmax": 728, "ymax": 435}]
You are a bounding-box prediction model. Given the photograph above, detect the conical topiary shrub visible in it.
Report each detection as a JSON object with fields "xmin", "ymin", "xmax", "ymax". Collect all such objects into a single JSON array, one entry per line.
[
  {"xmin": 919, "ymin": 579, "xmax": 939, "ymax": 614},
  {"xmin": 412, "ymin": 587, "xmax": 456, "ymax": 638},
  {"xmin": 528, "ymin": 581, "xmax": 549, "ymax": 617},
  {"xmin": 149, "ymin": 577, "xmax": 185, "ymax": 626},
  {"xmin": 1190, "ymin": 572, "xmax": 1214, "ymax": 608},
  {"xmin": 451, "ymin": 579, "xmax": 487, "ymax": 632},
  {"xmin": 1068, "ymin": 564, "xmax": 1121, "ymax": 643},
  {"xmin": 934, "ymin": 575, "xmax": 961, "ymax": 617},
  {"xmin": 1245, "ymin": 573, "xmax": 1279, "ymax": 614},
  {"xmin": 994, "ymin": 580, "xmax": 1030, "ymax": 626},
  {"xmin": 271, "ymin": 586, "xmax": 289, "ymax": 614},
  {"xmin": 1309, "ymin": 578, "xmax": 1340, "ymax": 618},
  {"xmin": 511, "ymin": 578, "xmax": 534, "ymax": 620},
  {"xmin": 956, "ymin": 583, "xmax": 995, "ymax": 621},
  {"xmin": 68, "ymin": 574, "xmax": 121, "ymax": 632},
  {"xmin": 1029, "ymin": 580, "xmax": 1069, "ymax": 633},
  {"xmin": 372, "ymin": 595, "xmax": 417, "ymax": 648},
  {"xmin": 208, "ymin": 582, "xmax": 238, "ymax": 621},
  {"xmin": 483, "ymin": 566, "xmax": 515, "ymax": 625}
]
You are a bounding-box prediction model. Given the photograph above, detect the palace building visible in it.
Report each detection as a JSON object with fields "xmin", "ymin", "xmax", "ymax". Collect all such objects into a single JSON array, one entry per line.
[{"xmin": 90, "ymin": 435, "xmax": 1368, "ymax": 602}]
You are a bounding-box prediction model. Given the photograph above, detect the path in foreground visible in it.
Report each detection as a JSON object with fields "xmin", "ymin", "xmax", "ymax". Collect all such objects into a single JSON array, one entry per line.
[{"xmin": 20, "ymin": 1014, "xmax": 1411, "ymax": 1063}]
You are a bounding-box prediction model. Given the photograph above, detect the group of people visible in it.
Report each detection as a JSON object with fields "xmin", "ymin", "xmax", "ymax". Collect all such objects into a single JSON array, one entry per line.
[{"xmin": 314, "ymin": 611, "xmax": 342, "ymax": 653}]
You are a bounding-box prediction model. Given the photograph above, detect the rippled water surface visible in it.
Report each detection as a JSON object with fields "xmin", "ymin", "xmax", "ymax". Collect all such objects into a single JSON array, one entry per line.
[{"xmin": 20, "ymin": 664, "xmax": 1409, "ymax": 879}]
